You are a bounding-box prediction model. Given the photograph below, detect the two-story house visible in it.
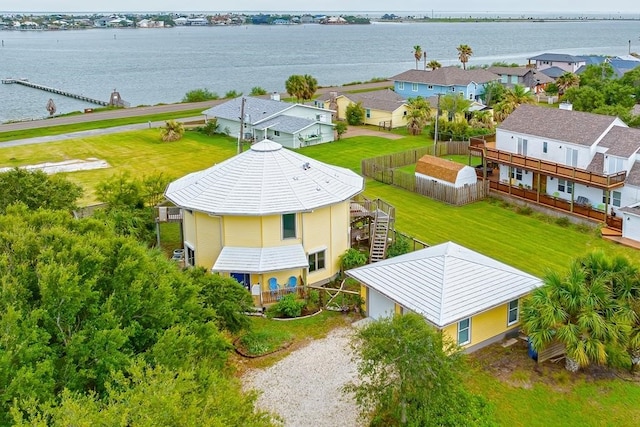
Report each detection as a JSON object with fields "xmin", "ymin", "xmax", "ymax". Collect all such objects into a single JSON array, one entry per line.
[
  {"xmin": 487, "ymin": 66, "xmax": 553, "ymax": 94},
  {"xmin": 527, "ymin": 53, "xmax": 586, "ymax": 73},
  {"xmin": 390, "ymin": 66, "xmax": 499, "ymax": 102},
  {"xmin": 483, "ymin": 104, "xmax": 640, "ymax": 242}
]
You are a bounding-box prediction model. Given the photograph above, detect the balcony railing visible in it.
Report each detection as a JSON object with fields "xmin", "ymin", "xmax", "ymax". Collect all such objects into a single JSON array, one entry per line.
[{"xmin": 482, "ymin": 147, "xmax": 626, "ymax": 190}]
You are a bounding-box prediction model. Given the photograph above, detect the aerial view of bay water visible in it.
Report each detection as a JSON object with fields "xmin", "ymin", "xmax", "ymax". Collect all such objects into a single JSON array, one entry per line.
[{"xmin": 1, "ymin": 18, "xmax": 640, "ymax": 123}]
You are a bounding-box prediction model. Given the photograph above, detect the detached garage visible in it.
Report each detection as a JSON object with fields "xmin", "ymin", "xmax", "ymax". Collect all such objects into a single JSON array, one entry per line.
[{"xmin": 346, "ymin": 242, "xmax": 542, "ymax": 352}]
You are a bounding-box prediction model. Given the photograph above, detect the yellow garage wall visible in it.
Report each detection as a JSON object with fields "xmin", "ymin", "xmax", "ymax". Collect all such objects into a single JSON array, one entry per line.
[
  {"xmin": 391, "ymin": 107, "xmax": 408, "ymax": 128},
  {"xmin": 193, "ymin": 212, "xmax": 222, "ymax": 269},
  {"xmin": 363, "ymin": 107, "xmax": 392, "ymax": 127},
  {"xmin": 224, "ymin": 216, "xmax": 263, "ymax": 247},
  {"xmin": 442, "ymin": 303, "xmax": 516, "ymax": 348}
]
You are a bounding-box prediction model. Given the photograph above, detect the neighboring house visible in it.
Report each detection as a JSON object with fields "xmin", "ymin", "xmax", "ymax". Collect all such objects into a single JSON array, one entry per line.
[
  {"xmin": 487, "ymin": 66, "xmax": 553, "ymax": 94},
  {"xmin": 487, "ymin": 104, "xmax": 640, "ymax": 242},
  {"xmin": 527, "ymin": 53, "xmax": 586, "ymax": 73},
  {"xmin": 539, "ymin": 66, "xmax": 568, "ymax": 79},
  {"xmin": 164, "ymin": 139, "xmax": 364, "ymax": 302},
  {"xmin": 415, "ymin": 155, "xmax": 477, "ymax": 188},
  {"xmin": 347, "ymin": 241, "xmax": 542, "ymax": 352},
  {"xmin": 315, "ymin": 89, "xmax": 408, "ymax": 128},
  {"xmin": 390, "ymin": 66, "xmax": 499, "ymax": 102},
  {"xmin": 203, "ymin": 96, "xmax": 335, "ymax": 148}
]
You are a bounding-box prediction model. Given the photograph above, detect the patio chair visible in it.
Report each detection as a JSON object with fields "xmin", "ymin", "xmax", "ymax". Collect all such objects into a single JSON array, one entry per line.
[
  {"xmin": 268, "ymin": 277, "xmax": 280, "ymax": 300},
  {"xmin": 285, "ymin": 276, "xmax": 297, "ymax": 294}
]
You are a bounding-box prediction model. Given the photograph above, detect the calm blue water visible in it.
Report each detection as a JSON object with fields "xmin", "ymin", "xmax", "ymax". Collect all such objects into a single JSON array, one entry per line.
[{"xmin": 1, "ymin": 20, "xmax": 639, "ymax": 123}]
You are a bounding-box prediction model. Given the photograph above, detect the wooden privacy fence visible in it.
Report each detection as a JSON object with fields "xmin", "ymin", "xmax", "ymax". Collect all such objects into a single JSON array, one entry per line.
[
  {"xmin": 414, "ymin": 175, "xmax": 488, "ymax": 206},
  {"xmin": 361, "ymin": 147, "xmax": 432, "ymax": 177},
  {"xmin": 433, "ymin": 140, "xmax": 472, "ymax": 156}
]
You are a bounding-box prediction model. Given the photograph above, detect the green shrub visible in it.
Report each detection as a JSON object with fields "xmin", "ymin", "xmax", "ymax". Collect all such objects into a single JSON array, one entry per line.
[
  {"xmin": 515, "ymin": 205, "xmax": 533, "ymax": 216},
  {"xmin": 250, "ymin": 86, "xmax": 268, "ymax": 96},
  {"xmin": 199, "ymin": 118, "xmax": 219, "ymax": 136},
  {"xmin": 345, "ymin": 102, "xmax": 365, "ymax": 125},
  {"xmin": 307, "ymin": 289, "xmax": 320, "ymax": 309},
  {"xmin": 555, "ymin": 216, "xmax": 571, "ymax": 227},
  {"xmin": 340, "ymin": 248, "xmax": 368, "ymax": 272},
  {"xmin": 224, "ymin": 90, "xmax": 242, "ymax": 99},
  {"xmin": 387, "ymin": 234, "xmax": 411, "ymax": 258},
  {"xmin": 267, "ymin": 294, "xmax": 305, "ymax": 318},
  {"xmin": 182, "ymin": 88, "xmax": 219, "ymax": 103}
]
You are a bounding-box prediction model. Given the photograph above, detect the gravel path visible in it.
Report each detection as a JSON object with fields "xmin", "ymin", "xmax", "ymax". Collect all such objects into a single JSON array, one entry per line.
[{"xmin": 242, "ymin": 327, "xmax": 363, "ymax": 427}]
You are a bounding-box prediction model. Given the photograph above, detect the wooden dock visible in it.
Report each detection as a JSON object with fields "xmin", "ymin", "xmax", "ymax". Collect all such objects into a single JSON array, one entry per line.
[{"xmin": 1, "ymin": 78, "xmax": 109, "ymax": 106}]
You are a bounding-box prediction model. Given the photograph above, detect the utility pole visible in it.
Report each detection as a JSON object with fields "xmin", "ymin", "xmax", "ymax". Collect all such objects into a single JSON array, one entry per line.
[
  {"xmin": 237, "ymin": 97, "xmax": 246, "ymax": 154},
  {"xmin": 433, "ymin": 93, "xmax": 441, "ymax": 156}
]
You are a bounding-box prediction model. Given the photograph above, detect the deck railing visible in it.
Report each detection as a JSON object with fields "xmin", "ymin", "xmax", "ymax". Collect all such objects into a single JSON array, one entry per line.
[{"xmin": 483, "ymin": 147, "xmax": 626, "ymax": 190}]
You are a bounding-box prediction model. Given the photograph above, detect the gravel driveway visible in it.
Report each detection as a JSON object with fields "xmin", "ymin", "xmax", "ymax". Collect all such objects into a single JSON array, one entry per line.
[{"xmin": 242, "ymin": 327, "xmax": 363, "ymax": 427}]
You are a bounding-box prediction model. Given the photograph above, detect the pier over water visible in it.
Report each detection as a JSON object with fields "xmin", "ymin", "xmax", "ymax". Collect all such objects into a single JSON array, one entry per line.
[{"xmin": 1, "ymin": 78, "xmax": 109, "ymax": 106}]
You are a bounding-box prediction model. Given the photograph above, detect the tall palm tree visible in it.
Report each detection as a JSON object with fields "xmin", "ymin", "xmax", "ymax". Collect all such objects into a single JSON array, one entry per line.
[
  {"xmin": 427, "ymin": 60, "xmax": 441, "ymax": 71},
  {"xmin": 413, "ymin": 45, "xmax": 422, "ymax": 70},
  {"xmin": 493, "ymin": 85, "xmax": 535, "ymax": 122},
  {"xmin": 456, "ymin": 44, "xmax": 473, "ymax": 70},
  {"xmin": 556, "ymin": 72, "xmax": 580, "ymax": 95},
  {"xmin": 405, "ymin": 96, "xmax": 431, "ymax": 135}
]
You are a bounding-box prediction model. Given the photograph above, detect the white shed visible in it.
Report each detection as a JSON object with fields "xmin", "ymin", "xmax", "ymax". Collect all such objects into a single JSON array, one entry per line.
[{"xmin": 415, "ymin": 155, "xmax": 477, "ymax": 188}]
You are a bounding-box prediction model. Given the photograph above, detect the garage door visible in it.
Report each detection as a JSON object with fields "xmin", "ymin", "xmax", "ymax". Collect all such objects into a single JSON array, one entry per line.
[{"xmin": 368, "ymin": 287, "xmax": 396, "ymax": 319}]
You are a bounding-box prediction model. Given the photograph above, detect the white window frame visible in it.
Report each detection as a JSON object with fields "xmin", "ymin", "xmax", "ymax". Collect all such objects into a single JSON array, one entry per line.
[
  {"xmin": 517, "ymin": 137, "xmax": 528, "ymax": 156},
  {"xmin": 457, "ymin": 318, "xmax": 471, "ymax": 345},
  {"xmin": 566, "ymin": 147, "xmax": 578, "ymax": 167},
  {"xmin": 427, "ymin": 85, "xmax": 433, "ymax": 89},
  {"xmin": 603, "ymin": 190, "xmax": 622, "ymax": 208},
  {"xmin": 398, "ymin": 81, "xmax": 404, "ymax": 90},
  {"xmin": 365, "ymin": 108, "xmax": 371, "ymax": 118},
  {"xmin": 411, "ymin": 82, "xmax": 418, "ymax": 92},
  {"xmin": 558, "ymin": 179, "xmax": 573, "ymax": 194},
  {"xmin": 185, "ymin": 243, "xmax": 195, "ymax": 267},
  {"xmin": 308, "ymin": 250, "xmax": 326, "ymax": 272},
  {"xmin": 510, "ymin": 168, "xmax": 523, "ymax": 181},
  {"xmin": 507, "ymin": 299, "xmax": 519, "ymax": 326}
]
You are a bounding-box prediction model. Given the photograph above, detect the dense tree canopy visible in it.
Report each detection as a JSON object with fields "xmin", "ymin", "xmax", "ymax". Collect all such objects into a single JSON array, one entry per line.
[
  {"xmin": 0, "ymin": 168, "xmax": 82, "ymax": 214},
  {"xmin": 0, "ymin": 204, "xmax": 272, "ymax": 424},
  {"xmin": 284, "ymin": 74, "xmax": 318, "ymax": 102}
]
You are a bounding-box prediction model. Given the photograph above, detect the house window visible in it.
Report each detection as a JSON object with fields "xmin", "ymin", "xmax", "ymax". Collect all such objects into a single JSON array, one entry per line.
[
  {"xmin": 507, "ymin": 299, "xmax": 519, "ymax": 326},
  {"xmin": 398, "ymin": 82, "xmax": 404, "ymax": 90},
  {"xmin": 510, "ymin": 75, "xmax": 518, "ymax": 84},
  {"xmin": 602, "ymin": 190, "xmax": 622, "ymax": 208},
  {"xmin": 501, "ymin": 75, "xmax": 508, "ymax": 83},
  {"xmin": 365, "ymin": 109, "xmax": 371, "ymax": 118},
  {"xmin": 308, "ymin": 250, "xmax": 326, "ymax": 272},
  {"xmin": 558, "ymin": 179, "xmax": 573, "ymax": 194},
  {"xmin": 517, "ymin": 137, "xmax": 528, "ymax": 156},
  {"xmin": 411, "ymin": 83, "xmax": 418, "ymax": 91},
  {"xmin": 427, "ymin": 85, "xmax": 433, "ymax": 89},
  {"xmin": 510, "ymin": 168, "xmax": 523, "ymax": 181},
  {"xmin": 282, "ymin": 213, "xmax": 296, "ymax": 239},
  {"xmin": 186, "ymin": 245, "xmax": 195, "ymax": 266},
  {"xmin": 607, "ymin": 156, "xmax": 624, "ymax": 174},
  {"xmin": 543, "ymin": 141, "xmax": 548, "ymax": 153},
  {"xmin": 457, "ymin": 318, "xmax": 471, "ymax": 345},
  {"xmin": 450, "ymin": 86, "xmax": 456, "ymax": 92},
  {"xmin": 566, "ymin": 147, "xmax": 578, "ymax": 167},
  {"xmin": 274, "ymin": 130, "xmax": 280, "ymax": 136}
]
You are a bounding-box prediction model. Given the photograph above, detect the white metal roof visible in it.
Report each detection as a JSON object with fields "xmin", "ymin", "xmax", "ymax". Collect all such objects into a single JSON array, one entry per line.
[
  {"xmin": 212, "ymin": 244, "xmax": 308, "ymax": 273},
  {"xmin": 346, "ymin": 242, "xmax": 542, "ymax": 327},
  {"xmin": 164, "ymin": 139, "xmax": 364, "ymax": 215}
]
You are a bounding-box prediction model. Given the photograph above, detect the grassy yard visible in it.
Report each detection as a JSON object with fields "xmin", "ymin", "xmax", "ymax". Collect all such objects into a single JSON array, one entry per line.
[{"xmin": 0, "ymin": 108, "xmax": 206, "ymax": 143}]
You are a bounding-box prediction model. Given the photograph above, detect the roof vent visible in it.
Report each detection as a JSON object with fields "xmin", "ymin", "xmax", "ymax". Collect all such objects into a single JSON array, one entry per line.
[{"xmin": 302, "ymin": 162, "xmax": 311, "ymax": 170}]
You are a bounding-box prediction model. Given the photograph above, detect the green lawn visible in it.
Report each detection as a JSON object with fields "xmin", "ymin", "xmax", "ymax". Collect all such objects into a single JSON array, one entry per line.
[
  {"xmin": 0, "ymin": 109, "xmax": 206, "ymax": 143},
  {"xmin": 3, "ymin": 125, "xmax": 640, "ymax": 424}
]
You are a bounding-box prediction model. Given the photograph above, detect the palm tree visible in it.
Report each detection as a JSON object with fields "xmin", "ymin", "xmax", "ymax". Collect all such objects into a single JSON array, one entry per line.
[
  {"xmin": 413, "ymin": 45, "xmax": 422, "ymax": 70},
  {"xmin": 522, "ymin": 254, "xmax": 631, "ymax": 372},
  {"xmin": 160, "ymin": 120, "xmax": 184, "ymax": 142},
  {"xmin": 556, "ymin": 72, "xmax": 580, "ymax": 95},
  {"xmin": 456, "ymin": 44, "xmax": 473, "ymax": 70},
  {"xmin": 493, "ymin": 85, "xmax": 535, "ymax": 122},
  {"xmin": 405, "ymin": 96, "xmax": 431, "ymax": 135},
  {"xmin": 427, "ymin": 60, "xmax": 442, "ymax": 71}
]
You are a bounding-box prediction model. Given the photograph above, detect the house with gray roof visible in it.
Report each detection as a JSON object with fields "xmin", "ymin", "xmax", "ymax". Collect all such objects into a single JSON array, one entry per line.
[
  {"xmin": 488, "ymin": 104, "xmax": 640, "ymax": 243},
  {"xmin": 347, "ymin": 241, "xmax": 542, "ymax": 352},
  {"xmin": 390, "ymin": 66, "xmax": 499, "ymax": 102},
  {"xmin": 203, "ymin": 96, "xmax": 335, "ymax": 148},
  {"xmin": 165, "ymin": 139, "xmax": 364, "ymax": 304},
  {"xmin": 315, "ymin": 89, "xmax": 408, "ymax": 128},
  {"xmin": 527, "ymin": 53, "xmax": 586, "ymax": 73},
  {"xmin": 487, "ymin": 66, "xmax": 553, "ymax": 94}
]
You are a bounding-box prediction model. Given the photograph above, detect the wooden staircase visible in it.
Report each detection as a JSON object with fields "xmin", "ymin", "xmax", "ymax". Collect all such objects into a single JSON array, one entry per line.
[{"xmin": 369, "ymin": 213, "xmax": 390, "ymax": 262}]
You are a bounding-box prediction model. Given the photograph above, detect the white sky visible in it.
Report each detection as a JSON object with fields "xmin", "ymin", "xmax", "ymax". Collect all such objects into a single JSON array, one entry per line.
[{"xmin": 2, "ymin": 1, "xmax": 639, "ymax": 14}]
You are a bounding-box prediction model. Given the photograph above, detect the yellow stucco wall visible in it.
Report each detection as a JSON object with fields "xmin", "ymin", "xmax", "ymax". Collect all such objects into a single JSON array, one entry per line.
[
  {"xmin": 441, "ymin": 302, "xmax": 518, "ymax": 349},
  {"xmin": 182, "ymin": 200, "xmax": 352, "ymax": 289}
]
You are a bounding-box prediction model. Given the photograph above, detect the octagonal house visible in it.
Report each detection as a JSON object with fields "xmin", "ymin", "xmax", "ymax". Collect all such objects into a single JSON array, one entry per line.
[{"xmin": 164, "ymin": 139, "xmax": 364, "ymax": 304}]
